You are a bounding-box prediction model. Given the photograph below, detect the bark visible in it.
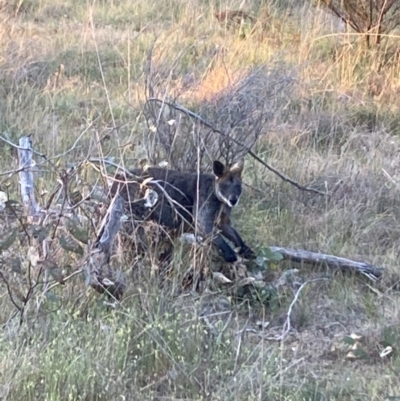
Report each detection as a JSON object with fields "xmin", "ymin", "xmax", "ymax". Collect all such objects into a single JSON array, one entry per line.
[
  {"xmin": 270, "ymin": 246, "xmax": 383, "ymax": 282},
  {"xmin": 18, "ymin": 136, "xmax": 40, "ymax": 218},
  {"xmin": 87, "ymin": 194, "xmax": 125, "ymax": 299}
]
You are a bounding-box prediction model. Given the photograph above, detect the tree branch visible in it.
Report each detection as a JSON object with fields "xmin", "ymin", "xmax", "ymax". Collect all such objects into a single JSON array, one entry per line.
[{"xmin": 147, "ymin": 98, "xmax": 327, "ymax": 197}]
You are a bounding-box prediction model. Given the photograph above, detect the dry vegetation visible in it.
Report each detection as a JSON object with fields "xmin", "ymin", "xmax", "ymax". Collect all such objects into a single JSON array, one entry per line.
[{"xmin": 1, "ymin": 0, "xmax": 400, "ymax": 399}]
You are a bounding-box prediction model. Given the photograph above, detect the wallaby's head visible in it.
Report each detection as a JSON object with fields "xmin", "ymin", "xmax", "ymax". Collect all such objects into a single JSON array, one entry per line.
[{"xmin": 213, "ymin": 158, "xmax": 244, "ymax": 208}]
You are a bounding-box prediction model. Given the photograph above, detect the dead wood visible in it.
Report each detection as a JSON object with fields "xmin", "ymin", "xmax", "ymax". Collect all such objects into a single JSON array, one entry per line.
[
  {"xmin": 86, "ymin": 194, "xmax": 125, "ymax": 300},
  {"xmin": 15, "ymin": 136, "xmax": 126, "ymax": 300},
  {"xmin": 270, "ymin": 246, "xmax": 383, "ymax": 282},
  {"xmin": 18, "ymin": 136, "xmax": 40, "ymax": 219},
  {"xmin": 143, "ymin": 66, "xmax": 293, "ymax": 172}
]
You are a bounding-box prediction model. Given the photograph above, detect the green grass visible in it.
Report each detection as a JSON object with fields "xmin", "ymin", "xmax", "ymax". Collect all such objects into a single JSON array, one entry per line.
[{"xmin": 1, "ymin": 0, "xmax": 400, "ymax": 399}]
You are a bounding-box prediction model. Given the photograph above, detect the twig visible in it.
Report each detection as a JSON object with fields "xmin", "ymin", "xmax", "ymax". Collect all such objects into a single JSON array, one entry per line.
[
  {"xmin": 1, "ymin": 135, "xmax": 58, "ymax": 173},
  {"xmin": 146, "ymin": 98, "xmax": 327, "ymax": 197},
  {"xmin": 89, "ymin": 157, "xmax": 133, "ymax": 175},
  {"xmin": 0, "ymin": 271, "xmax": 22, "ymax": 313},
  {"xmin": 267, "ymin": 278, "xmax": 329, "ymax": 341},
  {"xmin": 0, "ymin": 162, "xmax": 46, "ymax": 178},
  {"xmin": 45, "ymin": 269, "xmax": 84, "ymax": 293},
  {"xmin": 46, "ymin": 116, "xmax": 99, "ymax": 161},
  {"xmin": 271, "ymin": 357, "xmax": 305, "ymax": 381}
]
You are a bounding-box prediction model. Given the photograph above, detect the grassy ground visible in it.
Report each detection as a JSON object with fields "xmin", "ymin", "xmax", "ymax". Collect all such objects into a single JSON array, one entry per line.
[{"xmin": 1, "ymin": 0, "xmax": 400, "ymax": 400}]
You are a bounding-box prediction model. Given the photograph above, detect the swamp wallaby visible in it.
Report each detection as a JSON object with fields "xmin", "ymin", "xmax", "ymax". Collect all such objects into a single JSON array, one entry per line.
[{"xmin": 110, "ymin": 159, "xmax": 254, "ymax": 263}]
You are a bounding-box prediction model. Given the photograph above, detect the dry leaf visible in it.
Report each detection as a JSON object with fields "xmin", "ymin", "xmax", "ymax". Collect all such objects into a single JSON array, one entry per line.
[
  {"xmin": 380, "ymin": 346, "xmax": 393, "ymax": 358},
  {"xmin": 179, "ymin": 233, "xmax": 199, "ymax": 244},
  {"xmin": 28, "ymin": 246, "xmax": 40, "ymax": 267},
  {"xmin": 237, "ymin": 277, "xmax": 255, "ymax": 287},
  {"xmin": 140, "ymin": 159, "xmax": 150, "ymax": 170},
  {"xmin": 345, "ymin": 351, "xmax": 357, "ymax": 359},
  {"xmin": 101, "ymin": 278, "xmax": 115, "ymax": 286},
  {"xmin": 141, "ymin": 177, "xmax": 154, "ymax": 188},
  {"xmin": 144, "ymin": 188, "xmax": 158, "ymax": 208},
  {"xmin": 212, "ymin": 272, "xmax": 232, "ymax": 284},
  {"xmin": 350, "ymin": 333, "xmax": 363, "ymax": 341}
]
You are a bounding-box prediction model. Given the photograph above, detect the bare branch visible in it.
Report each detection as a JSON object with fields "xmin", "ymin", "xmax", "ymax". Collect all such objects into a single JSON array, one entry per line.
[
  {"xmin": 45, "ymin": 269, "xmax": 84, "ymax": 293},
  {"xmin": 0, "ymin": 271, "xmax": 22, "ymax": 313},
  {"xmin": 149, "ymin": 99, "xmax": 326, "ymax": 196}
]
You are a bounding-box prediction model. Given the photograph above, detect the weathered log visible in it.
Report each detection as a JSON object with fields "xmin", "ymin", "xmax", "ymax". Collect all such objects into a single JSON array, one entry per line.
[
  {"xmin": 269, "ymin": 246, "xmax": 383, "ymax": 282},
  {"xmin": 87, "ymin": 194, "xmax": 125, "ymax": 300},
  {"xmin": 18, "ymin": 136, "xmax": 40, "ymax": 218}
]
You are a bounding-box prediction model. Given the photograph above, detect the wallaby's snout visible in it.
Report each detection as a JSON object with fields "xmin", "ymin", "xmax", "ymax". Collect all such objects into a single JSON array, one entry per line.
[{"xmin": 228, "ymin": 194, "xmax": 239, "ymax": 207}]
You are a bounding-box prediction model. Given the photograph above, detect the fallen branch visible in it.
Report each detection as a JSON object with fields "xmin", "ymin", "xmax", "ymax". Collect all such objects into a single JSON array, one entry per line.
[{"xmin": 270, "ymin": 246, "xmax": 383, "ymax": 282}]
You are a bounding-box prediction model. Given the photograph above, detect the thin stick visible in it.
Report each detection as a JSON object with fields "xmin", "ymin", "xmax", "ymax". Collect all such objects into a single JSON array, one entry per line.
[
  {"xmin": 45, "ymin": 269, "xmax": 84, "ymax": 292},
  {"xmin": 267, "ymin": 278, "xmax": 329, "ymax": 341},
  {"xmin": 146, "ymin": 98, "xmax": 327, "ymax": 197}
]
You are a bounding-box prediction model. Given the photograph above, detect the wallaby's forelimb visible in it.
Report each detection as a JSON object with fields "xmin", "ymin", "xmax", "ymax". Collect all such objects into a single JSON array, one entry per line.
[
  {"xmin": 219, "ymin": 223, "xmax": 254, "ymax": 259},
  {"xmin": 196, "ymin": 203, "xmax": 237, "ymax": 262}
]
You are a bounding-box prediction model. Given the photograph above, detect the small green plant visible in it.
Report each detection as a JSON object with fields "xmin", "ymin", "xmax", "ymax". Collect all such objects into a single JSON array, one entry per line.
[
  {"xmin": 251, "ymin": 246, "xmax": 284, "ymax": 273},
  {"xmin": 232, "ymin": 246, "xmax": 284, "ymax": 307}
]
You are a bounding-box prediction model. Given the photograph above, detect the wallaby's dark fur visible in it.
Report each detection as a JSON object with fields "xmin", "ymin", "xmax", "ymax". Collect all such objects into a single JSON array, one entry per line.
[{"xmin": 109, "ymin": 159, "xmax": 254, "ymax": 263}]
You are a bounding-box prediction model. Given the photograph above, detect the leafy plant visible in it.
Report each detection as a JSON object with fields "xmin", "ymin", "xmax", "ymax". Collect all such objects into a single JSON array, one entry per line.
[{"xmin": 253, "ymin": 246, "xmax": 284, "ymax": 271}]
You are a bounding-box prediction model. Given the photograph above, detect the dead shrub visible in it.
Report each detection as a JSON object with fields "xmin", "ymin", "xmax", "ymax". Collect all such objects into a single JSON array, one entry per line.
[{"xmin": 143, "ymin": 64, "xmax": 295, "ymax": 172}]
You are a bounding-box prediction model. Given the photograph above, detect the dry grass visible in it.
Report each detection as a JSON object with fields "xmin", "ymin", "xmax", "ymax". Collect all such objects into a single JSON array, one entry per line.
[{"xmin": 1, "ymin": 0, "xmax": 400, "ymax": 400}]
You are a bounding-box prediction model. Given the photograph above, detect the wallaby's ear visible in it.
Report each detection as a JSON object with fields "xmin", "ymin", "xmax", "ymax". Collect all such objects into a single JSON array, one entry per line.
[
  {"xmin": 213, "ymin": 160, "xmax": 225, "ymax": 178},
  {"xmin": 229, "ymin": 158, "xmax": 244, "ymax": 175}
]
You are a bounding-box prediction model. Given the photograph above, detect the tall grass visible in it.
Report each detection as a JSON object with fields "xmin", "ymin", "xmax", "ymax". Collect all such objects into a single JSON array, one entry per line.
[{"xmin": 1, "ymin": 0, "xmax": 400, "ymax": 399}]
